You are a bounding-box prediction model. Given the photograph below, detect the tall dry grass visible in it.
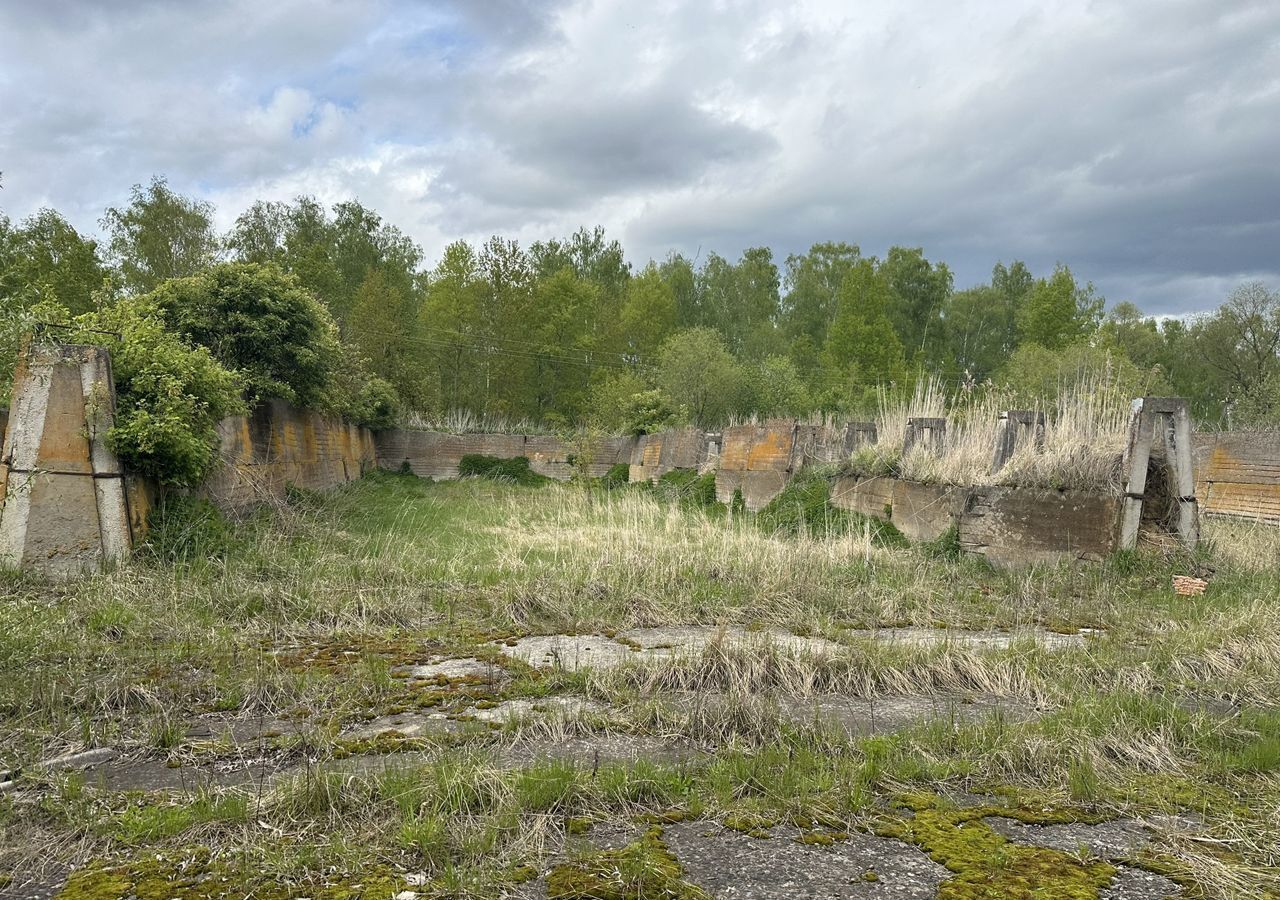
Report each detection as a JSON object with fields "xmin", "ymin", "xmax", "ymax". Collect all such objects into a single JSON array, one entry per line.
[{"xmin": 850, "ymin": 369, "xmax": 1131, "ymax": 492}]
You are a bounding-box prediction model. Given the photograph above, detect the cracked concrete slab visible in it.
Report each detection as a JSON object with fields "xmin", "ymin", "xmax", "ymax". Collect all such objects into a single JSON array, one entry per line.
[
  {"xmin": 341, "ymin": 710, "xmax": 458, "ymax": 741},
  {"xmin": 622, "ymin": 625, "xmax": 845, "ymax": 658},
  {"xmin": 662, "ymin": 822, "xmax": 949, "ymax": 898},
  {"xmin": 1102, "ymin": 866, "xmax": 1181, "ymax": 899},
  {"xmin": 493, "ymin": 634, "xmax": 637, "ymax": 672}
]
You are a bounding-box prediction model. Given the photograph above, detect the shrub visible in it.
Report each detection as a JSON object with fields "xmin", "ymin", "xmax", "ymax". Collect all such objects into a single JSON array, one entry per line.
[
  {"xmin": 59, "ymin": 298, "xmax": 245, "ymax": 487},
  {"xmin": 602, "ymin": 463, "xmax": 631, "ymax": 489},
  {"xmin": 757, "ymin": 467, "xmax": 905, "ymax": 545},
  {"xmin": 147, "ymin": 261, "xmax": 341, "ymax": 409},
  {"xmin": 457, "ymin": 454, "xmax": 549, "ymax": 486},
  {"xmin": 654, "ymin": 469, "xmax": 720, "ymax": 509}
]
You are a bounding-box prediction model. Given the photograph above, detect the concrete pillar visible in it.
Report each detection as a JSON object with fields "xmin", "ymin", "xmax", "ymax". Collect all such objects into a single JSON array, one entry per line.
[
  {"xmin": 0, "ymin": 341, "xmax": 134, "ymax": 576},
  {"xmin": 903, "ymin": 417, "xmax": 947, "ymax": 455},
  {"xmin": 991, "ymin": 410, "xmax": 1045, "ymax": 473},
  {"xmin": 1119, "ymin": 397, "xmax": 1199, "ymax": 551},
  {"xmin": 843, "ymin": 422, "xmax": 877, "ymax": 453}
]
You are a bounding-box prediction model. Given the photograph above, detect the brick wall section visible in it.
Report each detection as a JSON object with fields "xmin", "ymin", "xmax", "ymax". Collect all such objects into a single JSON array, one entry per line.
[
  {"xmin": 629, "ymin": 428, "xmax": 706, "ymax": 483},
  {"xmin": 1192, "ymin": 432, "xmax": 1280, "ymax": 523}
]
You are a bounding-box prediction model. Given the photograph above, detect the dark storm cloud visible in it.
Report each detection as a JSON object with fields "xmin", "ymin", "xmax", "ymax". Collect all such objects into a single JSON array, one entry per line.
[{"xmin": 0, "ymin": 0, "xmax": 1276, "ymax": 314}]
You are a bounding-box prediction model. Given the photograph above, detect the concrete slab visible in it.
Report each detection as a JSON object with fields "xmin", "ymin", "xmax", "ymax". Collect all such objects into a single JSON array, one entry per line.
[
  {"xmin": 985, "ymin": 815, "xmax": 1155, "ymax": 858},
  {"xmin": 497, "ymin": 734, "xmax": 700, "ymax": 768},
  {"xmin": 1101, "ymin": 867, "xmax": 1181, "ymax": 899},
  {"xmin": 663, "ymin": 822, "xmax": 950, "ymax": 898},
  {"xmin": 341, "ymin": 711, "xmax": 457, "ymax": 741},
  {"xmin": 842, "ymin": 626, "xmax": 1093, "ymax": 651},
  {"xmin": 465, "ymin": 697, "xmax": 607, "ymax": 724},
  {"xmin": 622, "ymin": 625, "xmax": 845, "ymax": 659},
  {"xmin": 391, "ymin": 657, "xmax": 501, "ymax": 682},
  {"xmin": 493, "ymin": 635, "xmax": 638, "ymax": 672}
]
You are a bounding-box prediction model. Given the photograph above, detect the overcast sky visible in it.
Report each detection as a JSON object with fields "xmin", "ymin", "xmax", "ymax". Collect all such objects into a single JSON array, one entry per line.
[{"xmin": 1, "ymin": 0, "xmax": 1277, "ymax": 315}]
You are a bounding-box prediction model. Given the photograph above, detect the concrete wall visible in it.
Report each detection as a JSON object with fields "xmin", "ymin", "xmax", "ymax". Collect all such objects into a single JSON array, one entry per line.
[
  {"xmin": 203, "ymin": 399, "xmax": 378, "ymax": 511},
  {"xmin": 629, "ymin": 427, "xmax": 706, "ymax": 483},
  {"xmin": 373, "ymin": 430, "xmax": 637, "ymax": 481},
  {"xmin": 959, "ymin": 487, "xmax": 1121, "ymax": 567},
  {"xmin": 829, "ymin": 477, "xmax": 963, "ymax": 542},
  {"xmin": 715, "ymin": 420, "xmax": 846, "ymax": 511},
  {"xmin": 1192, "ymin": 431, "xmax": 1280, "ymax": 523},
  {"xmin": 0, "ymin": 343, "xmax": 135, "ymax": 576}
]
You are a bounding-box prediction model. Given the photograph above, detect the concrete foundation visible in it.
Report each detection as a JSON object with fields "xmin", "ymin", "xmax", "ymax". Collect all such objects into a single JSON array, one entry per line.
[{"xmin": 1193, "ymin": 431, "xmax": 1280, "ymax": 523}]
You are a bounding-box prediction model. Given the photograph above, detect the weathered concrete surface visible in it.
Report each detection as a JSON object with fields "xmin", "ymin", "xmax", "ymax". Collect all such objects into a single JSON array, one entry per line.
[
  {"xmin": 497, "ymin": 734, "xmax": 699, "ymax": 767},
  {"xmin": 889, "ymin": 480, "xmax": 965, "ymax": 542},
  {"xmin": 715, "ymin": 420, "xmax": 846, "ymax": 511},
  {"xmin": 960, "ymin": 487, "xmax": 1121, "ymax": 567},
  {"xmin": 494, "ymin": 627, "xmax": 846, "ymax": 672},
  {"xmin": 0, "ymin": 342, "xmax": 134, "ymax": 575},
  {"xmin": 662, "ymin": 822, "xmax": 950, "ymax": 898},
  {"xmin": 206, "ymin": 398, "xmax": 376, "ymax": 511},
  {"xmin": 622, "ymin": 625, "xmax": 844, "ymax": 658},
  {"xmin": 841, "ymin": 626, "xmax": 1093, "ymax": 651},
  {"xmin": 374, "ymin": 430, "xmax": 636, "ymax": 482},
  {"xmin": 831, "ymin": 474, "xmax": 897, "ymax": 520},
  {"xmin": 629, "ymin": 427, "xmax": 707, "ymax": 483},
  {"xmin": 1193, "ymin": 431, "xmax": 1280, "ymax": 523},
  {"xmin": 466, "ymin": 697, "xmax": 607, "ymax": 724}
]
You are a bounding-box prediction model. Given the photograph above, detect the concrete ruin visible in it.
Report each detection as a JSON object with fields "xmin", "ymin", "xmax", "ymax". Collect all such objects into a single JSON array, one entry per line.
[
  {"xmin": 2, "ymin": 340, "xmax": 1261, "ymax": 575},
  {"xmin": 0, "ymin": 342, "xmax": 138, "ymax": 576}
]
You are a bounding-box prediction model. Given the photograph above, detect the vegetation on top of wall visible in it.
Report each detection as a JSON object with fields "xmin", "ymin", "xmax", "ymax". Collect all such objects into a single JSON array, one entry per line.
[{"xmin": 45, "ymin": 296, "xmax": 246, "ymax": 487}]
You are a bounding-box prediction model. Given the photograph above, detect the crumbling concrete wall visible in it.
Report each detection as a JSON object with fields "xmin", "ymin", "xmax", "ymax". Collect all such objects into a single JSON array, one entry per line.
[
  {"xmin": 204, "ymin": 399, "xmax": 377, "ymax": 512},
  {"xmin": 629, "ymin": 427, "xmax": 706, "ymax": 483},
  {"xmin": 0, "ymin": 343, "xmax": 135, "ymax": 576},
  {"xmin": 959, "ymin": 488, "xmax": 1121, "ymax": 567},
  {"xmin": 715, "ymin": 420, "xmax": 846, "ymax": 511},
  {"xmin": 1192, "ymin": 431, "xmax": 1280, "ymax": 523}
]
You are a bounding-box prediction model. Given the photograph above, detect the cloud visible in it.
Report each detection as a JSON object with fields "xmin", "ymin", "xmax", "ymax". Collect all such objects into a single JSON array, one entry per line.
[{"xmin": 0, "ymin": 0, "xmax": 1277, "ymax": 315}]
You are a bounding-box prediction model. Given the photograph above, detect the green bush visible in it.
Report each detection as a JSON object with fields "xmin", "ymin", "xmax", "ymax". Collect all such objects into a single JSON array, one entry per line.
[
  {"xmin": 654, "ymin": 468, "xmax": 720, "ymax": 509},
  {"xmin": 602, "ymin": 463, "xmax": 631, "ymax": 489},
  {"xmin": 60, "ymin": 298, "xmax": 245, "ymax": 487},
  {"xmin": 757, "ymin": 467, "xmax": 905, "ymax": 545},
  {"xmin": 457, "ymin": 454, "xmax": 550, "ymax": 486},
  {"xmin": 147, "ymin": 262, "xmax": 342, "ymax": 409}
]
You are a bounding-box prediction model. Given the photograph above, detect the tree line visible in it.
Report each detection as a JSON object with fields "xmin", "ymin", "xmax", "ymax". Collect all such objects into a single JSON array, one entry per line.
[{"xmin": 3, "ymin": 176, "xmax": 1279, "ymax": 435}]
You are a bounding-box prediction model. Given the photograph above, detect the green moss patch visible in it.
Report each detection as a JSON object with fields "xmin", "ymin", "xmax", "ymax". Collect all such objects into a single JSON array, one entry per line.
[
  {"xmin": 547, "ymin": 826, "xmax": 709, "ymax": 899},
  {"xmin": 877, "ymin": 794, "xmax": 1116, "ymax": 899}
]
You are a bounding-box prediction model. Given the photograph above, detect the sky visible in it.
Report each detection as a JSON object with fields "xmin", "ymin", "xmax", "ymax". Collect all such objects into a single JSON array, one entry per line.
[{"xmin": 0, "ymin": 0, "xmax": 1277, "ymax": 316}]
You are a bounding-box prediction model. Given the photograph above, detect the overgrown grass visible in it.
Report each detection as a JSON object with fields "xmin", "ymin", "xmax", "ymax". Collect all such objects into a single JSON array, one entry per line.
[{"xmin": 1, "ymin": 473, "xmax": 1278, "ymax": 898}]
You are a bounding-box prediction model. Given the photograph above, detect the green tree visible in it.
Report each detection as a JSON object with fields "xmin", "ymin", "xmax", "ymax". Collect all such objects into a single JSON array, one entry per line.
[
  {"xmin": 1195, "ymin": 281, "xmax": 1280, "ymax": 414},
  {"xmin": 781, "ymin": 242, "xmax": 861, "ymax": 349},
  {"xmin": 101, "ymin": 176, "xmax": 220, "ymax": 293},
  {"xmin": 0, "ymin": 209, "xmax": 108, "ymax": 314},
  {"xmin": 654, "ymin": 327, "xmax": 751, "ymax": 427},
  {"xmin": 942, "ymin": 285, "xmax": 1007, "ymax": 382},
  {"xmin": 147, "ymin": 262, "xmax": 341, "ymax": 408},
  {"xmin": 880, "ymin": 246, "xmax": 952, "ymax": 359},
  {"xmin": 822, "ymin": 260, "xmax": 907, "ymax": 404},
  {"xmin": 348, "ymin": 268, "xmax": 422, "ymax": 407},
  {"xmin": 619, "ymin": 264, "xmax": 677, "ymax": 361},
  {"xmin": 751, "ymin": 355, "xmax": 812, "ymax": 417},
  {"xmin": 1016, "ymin": 264, "xmax": 1103, "ymax": 349}
]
